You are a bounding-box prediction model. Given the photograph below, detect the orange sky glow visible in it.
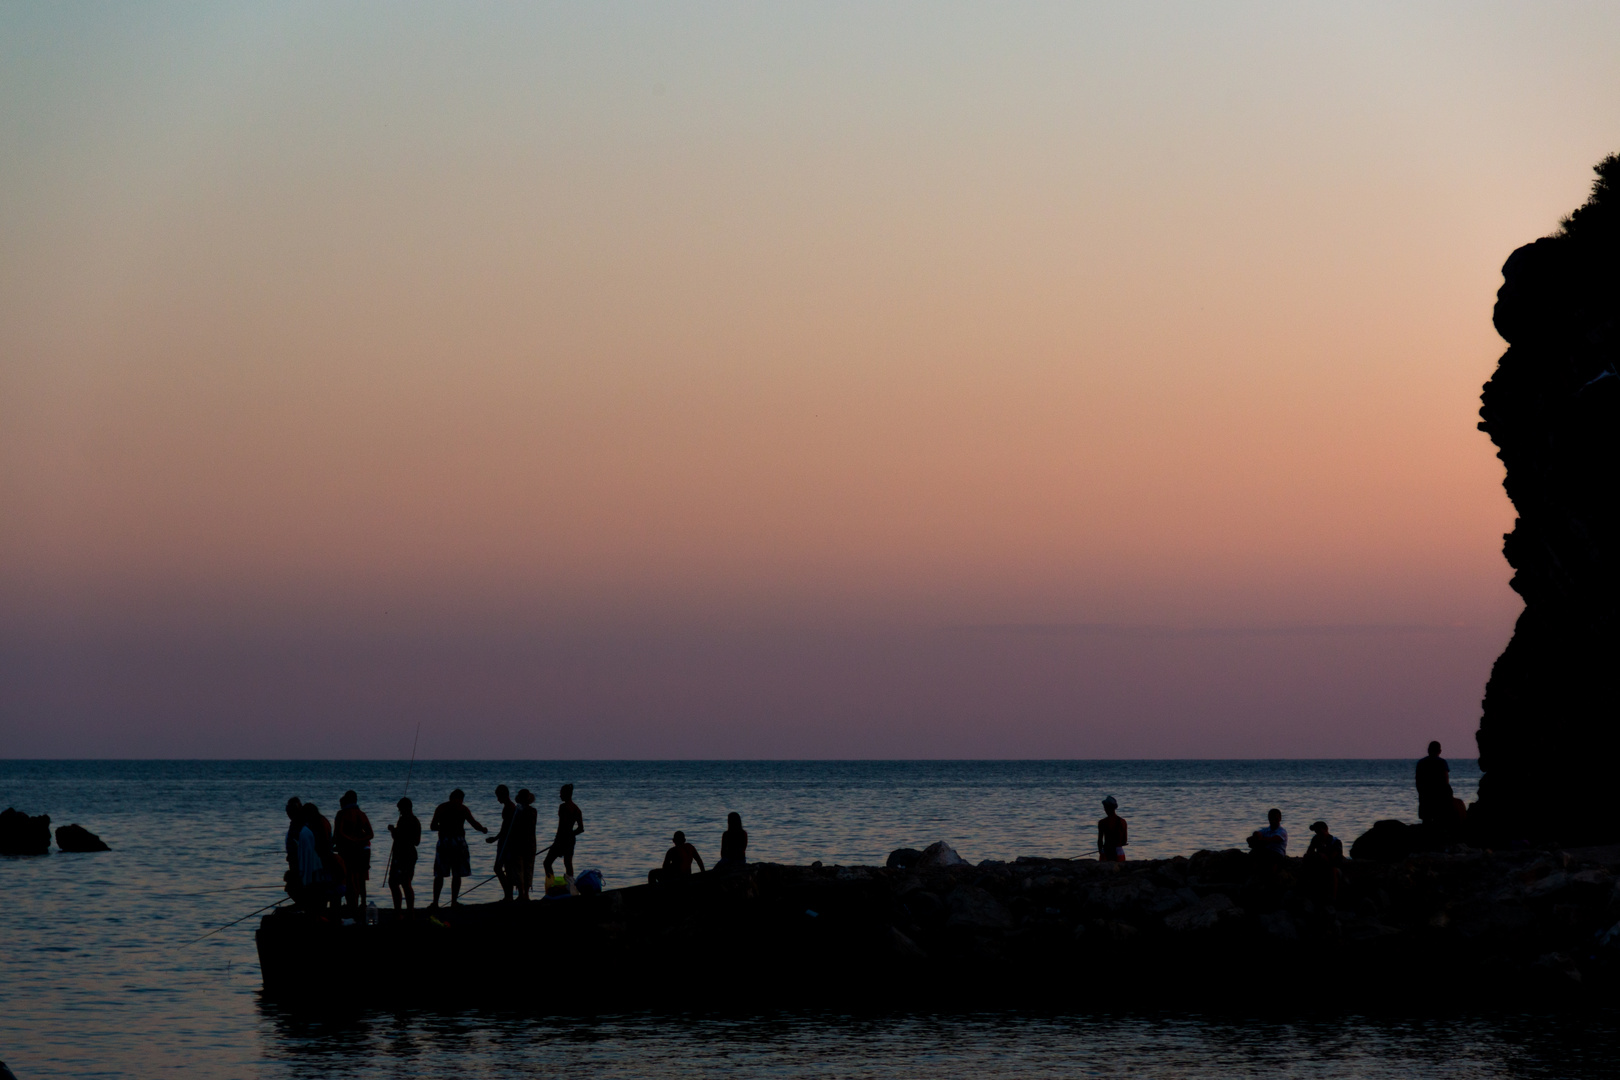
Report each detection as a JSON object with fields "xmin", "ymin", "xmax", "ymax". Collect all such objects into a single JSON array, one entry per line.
[{"xmin": 3, "ymin": 4, "xmax": 1618, "ymax": 756}]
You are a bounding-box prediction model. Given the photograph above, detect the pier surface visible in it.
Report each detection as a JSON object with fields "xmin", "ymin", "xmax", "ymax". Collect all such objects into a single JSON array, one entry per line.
[{"xmin": 258, "ymin": 845, "xmax": 1620, "ymax": 1009}]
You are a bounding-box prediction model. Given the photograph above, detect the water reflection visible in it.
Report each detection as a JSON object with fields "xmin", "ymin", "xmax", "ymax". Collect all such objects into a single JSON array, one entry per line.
[{"xmin": 257, "ymin": 1005, "xmax": 1620, "ymax": 1080}]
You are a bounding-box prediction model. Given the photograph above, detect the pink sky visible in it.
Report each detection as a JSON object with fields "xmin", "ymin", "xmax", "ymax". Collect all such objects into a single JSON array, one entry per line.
[{"xmin": 3, "ymin": 4, "xmax": 1618, "ymax": 757}]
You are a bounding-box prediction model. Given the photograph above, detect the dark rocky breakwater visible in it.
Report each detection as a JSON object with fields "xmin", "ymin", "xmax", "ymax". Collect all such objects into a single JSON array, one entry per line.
[
  {"xmin": 257, "ymin": 843, "xmax": 1620, "ymax": 1010},
  {"xmin": 1474, "ymin": 152, "xmax": 1620, "ymax": 847}
]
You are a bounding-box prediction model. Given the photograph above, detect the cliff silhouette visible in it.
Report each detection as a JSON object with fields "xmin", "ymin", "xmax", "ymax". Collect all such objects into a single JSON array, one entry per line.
[{"xmin": 1474, "ymin": 153, "xmax": 1620, "ymax": 846}]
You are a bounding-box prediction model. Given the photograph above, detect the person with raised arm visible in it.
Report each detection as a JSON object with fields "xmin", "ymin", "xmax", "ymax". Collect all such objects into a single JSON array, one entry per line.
[{"xmin": 430, "ymin": 788, "xmax": 487, "ymax": 908}]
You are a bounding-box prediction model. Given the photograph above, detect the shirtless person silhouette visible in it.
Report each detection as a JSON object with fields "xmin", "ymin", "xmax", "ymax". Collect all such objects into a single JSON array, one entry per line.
[
  {"xmin": 430, "ymin": 788, "xmax": 487, "ymax": 908},
  {"xmin": 543, "ymin": 784, "xmax": 584, "ymax": 895}
]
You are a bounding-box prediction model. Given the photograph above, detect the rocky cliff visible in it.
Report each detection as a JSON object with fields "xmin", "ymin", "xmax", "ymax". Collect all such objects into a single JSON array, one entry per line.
[{"xmin": 1474, "ymin": 153, "xmax": 1620, "ymax": 846}]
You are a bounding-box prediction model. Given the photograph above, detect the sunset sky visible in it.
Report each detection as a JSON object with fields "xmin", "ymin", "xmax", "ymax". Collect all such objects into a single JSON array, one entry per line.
[{"xmin": 4, "ymin": 3, "xmax": 1618, "ymax": 758}]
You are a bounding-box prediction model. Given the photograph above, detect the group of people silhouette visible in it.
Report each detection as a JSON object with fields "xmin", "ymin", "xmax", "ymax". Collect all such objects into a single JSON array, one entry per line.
[
  {"xmin": 283, "ymin": 742, "xmax": 1450, "ymax": 915},
  {"xmin": 282, "ymin": 783, "xmax": 747, "ymax": 914},
  {"xmin": 1093, "ymin": 740, "xmax": 1453, "ymax": 903}
]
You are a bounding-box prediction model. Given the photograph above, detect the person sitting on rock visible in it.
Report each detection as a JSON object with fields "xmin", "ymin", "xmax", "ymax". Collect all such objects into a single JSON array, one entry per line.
[
  {"xmin": 1247, "ymin": 808, "xmax": 1288, "ymax": 860},
  {"xmin": 1097, "ymin": 796, "xmax": 1128, "ymax": 862},
  {"xmin": 1303, "ymin": 820, "xmax": 1344, "ymax": 902},
  {"xmin": 648, "ymin": 830, "xmax": 705, "ymax": 885},
  {"xmin": 714, "ymin": 812, "xmax": 749, "ymax": 873}
]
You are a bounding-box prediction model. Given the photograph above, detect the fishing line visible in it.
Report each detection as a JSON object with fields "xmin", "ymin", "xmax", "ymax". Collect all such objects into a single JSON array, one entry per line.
[
  {"xmin": 164, "ymin": 884, "xmax": 285, "ymax": 897},
  {"xmin": 456, "ymin": 874, "xmax": 498, "ymax": 900},
  {"xmin": 175, "ymin": 897, "xmax": 289, "ymax": 949},
  {"xmin": 381, "ymin": 722, "xmax": 422, "ymax": 887}
]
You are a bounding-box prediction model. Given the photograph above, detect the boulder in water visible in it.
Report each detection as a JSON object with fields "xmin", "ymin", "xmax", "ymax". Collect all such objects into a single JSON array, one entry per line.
[
  {"xmin": 0, "ymin": 807, "xmax": 52, "ymax": 856},
  {"xmin": 55, "ymin": 823, "xmax": 110, "ymax": 852}
]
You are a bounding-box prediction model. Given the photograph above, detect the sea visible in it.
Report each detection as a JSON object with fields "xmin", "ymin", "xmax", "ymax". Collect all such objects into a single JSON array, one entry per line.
[{"xmin": 2, "ymin": 758, "xmax": 1616, "ymax": 1080}]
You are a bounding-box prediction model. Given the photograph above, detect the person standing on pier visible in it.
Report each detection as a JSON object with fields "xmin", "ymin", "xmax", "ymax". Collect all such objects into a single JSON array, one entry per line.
[
  {"xmin": 487, "ymin": 784, "xmax": 515, "ymax": 901},
  {"xmin": 430, "ymin": 788, "xmax": 487, "ymax": 908},
  {"xmin": 298, "ymin": 802, "xmax": 344, "ymax": 912},
  {"xmin": 509, "ymin": 789, "xmax": 539, "ymax": 900},
  {"xmin": 284, "ymin": 797, "xmax": 304, "ymax": 876},
  {"xmin": 334, "ymin": 790, "xmax": 374, "ymax": 914},
  {"xmin": 543, "ymin": 784, "xmax": 584, "ymax": 895},
  {"xmin": 1097, "ymin": 796, "xmax": 1128, "ymax": 862},
  {"xmin": 387, "ymin": 796, "xmax": 421, "ymax": 912},
  {"xmin": 1416, "ymin": 741, "xmax": 1458, "ymax": 837}
]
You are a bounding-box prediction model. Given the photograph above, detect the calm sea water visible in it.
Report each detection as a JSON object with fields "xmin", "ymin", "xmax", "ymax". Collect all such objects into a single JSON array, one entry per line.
[{"xmin": 7, "ymin": 758, "xmax": 1613, "ymax": 1080}]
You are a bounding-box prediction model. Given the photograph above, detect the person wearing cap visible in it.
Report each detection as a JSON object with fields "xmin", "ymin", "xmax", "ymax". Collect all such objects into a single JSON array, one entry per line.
[
  {"xmin": 1304, "ymin": 820, "xmax": 1344, "ymax": 902},
  {"xmin": 1097, "ymin": 796, "xmax": 1128, "ymax": 862},
  {"xmin": 386, "ymin": 796, "xmax": 422, "ymax": 911},
  {"xmin": 333, "ymin": 790, "xmax": 374, "ymax": 914}
]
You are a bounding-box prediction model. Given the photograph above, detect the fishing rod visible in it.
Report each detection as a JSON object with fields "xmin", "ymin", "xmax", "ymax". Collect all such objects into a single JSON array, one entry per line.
[
  {"xmin": 175, "ymin": 897, "xmax": 289, "ymax": 949},
  {"xmin": 456, "ymin": 874, "xmax": 498, "ymax": 900},
  {"xmin": 380, "ymin": 722, "xmax": 423, "ymax": 888}
]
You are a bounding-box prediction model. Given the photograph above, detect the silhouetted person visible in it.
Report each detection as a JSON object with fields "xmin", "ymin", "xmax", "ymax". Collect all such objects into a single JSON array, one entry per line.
[
  {"xmin": 543, "ymin": 784, "xmax": 584, "ymax": 895},
  {"xmin": 649, "ymin": 830, "xmax": 704, "ymax": 884},
  {"xmin": 1097, "ymin": 796, "xmax": 1128, "ymax": 862},
  {"xmin": 387, "ymin": 797, "xmax": 421, "ymax": 912},
  {"xmin": 284, "ymin": 796, "xmax": 304, "ymax": 872},
  {"xmin": 509, "ymin": 789, "xmax": 539, "ymax": 901},
  {"xmin": 1416, "ymin": 741, "xmax": 1457, "ymax": 835},
  {"xmin": 299, "ymin": 802, "xmax": 344, "ymax": 912},
  {"xmin": 1247, "ymin": 808, "xmax": 1288, "ymax": 861},
  {"xmin": 1304, "ymin": 820, "xmax": 1344, "ymax": 902},
  {"xmin": 430, "ymin": 788, "xmax": 487, "ymax": 908},
  {"xmin": 283, "ymin": 797, "xmax": 305, "ymax": 903},
  {"xmin": 715, "ymin": 812, "xmax": 748, "ymax": 873},
  {"xmin": 333, "ymin": 790, "xmax": 374, "ymax": 913},
  {"xmin": 486, "ymin": 784, "xmax": 515, "ymax": 901}
]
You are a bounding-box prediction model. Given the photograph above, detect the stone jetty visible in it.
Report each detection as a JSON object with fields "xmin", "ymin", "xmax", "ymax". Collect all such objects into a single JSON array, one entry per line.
[{"xmin": 256, "ymin": 841, "xmax": 1620, "ymax": 1009}]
